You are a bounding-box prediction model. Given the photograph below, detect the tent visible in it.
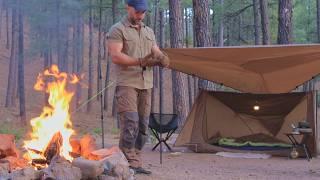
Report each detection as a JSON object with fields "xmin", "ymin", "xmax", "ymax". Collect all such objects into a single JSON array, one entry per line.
[{"xmin": 163, "ymin": 44, "xmax": 320, "ymax": 156}]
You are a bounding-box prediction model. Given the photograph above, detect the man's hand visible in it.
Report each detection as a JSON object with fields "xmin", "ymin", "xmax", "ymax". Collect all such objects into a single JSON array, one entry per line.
[{"xmin": 139, "ymin": 51, "xmax": 170, "ymax": 68}]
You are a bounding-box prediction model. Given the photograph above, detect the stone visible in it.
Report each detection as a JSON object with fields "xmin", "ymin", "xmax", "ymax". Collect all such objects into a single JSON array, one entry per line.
[
  {"xmin": 0, "ymin": 134, "xmax": 18, "ymax": 158},
  {"xmin": 72, "ymin": 157, "xmax": 104, "ymax": 179}
]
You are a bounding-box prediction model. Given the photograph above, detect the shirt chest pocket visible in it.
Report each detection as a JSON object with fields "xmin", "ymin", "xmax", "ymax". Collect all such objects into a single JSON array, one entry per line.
[
  {"xmin": 123, "ymin": 32, "xmax": 137, "ymax": 54},
  {"xmin": 144, "ymin": 35, "xmax": 154, "ymax": 52}
]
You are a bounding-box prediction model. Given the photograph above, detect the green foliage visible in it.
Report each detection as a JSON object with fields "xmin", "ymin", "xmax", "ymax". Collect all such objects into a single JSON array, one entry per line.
[
  {"xmin": 92, "ymin": 127, "xmax": 102, "ymax": 135},
  {"xmin": 0, "ymin": 124, "xmax": 25, "ymax": 140},
  {"xmin": 110, "ymin": 127, "xmax": 119, "ymax": 135},
  {"xmin": 293, "ymin": 0, "xmax": 317, "ymax": 43}
]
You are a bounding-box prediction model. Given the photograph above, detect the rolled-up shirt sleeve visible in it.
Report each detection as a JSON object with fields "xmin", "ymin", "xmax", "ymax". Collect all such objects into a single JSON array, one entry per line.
[{"xmin": 107, "ymin": 26, "xmax": 123, "ymax": 43}]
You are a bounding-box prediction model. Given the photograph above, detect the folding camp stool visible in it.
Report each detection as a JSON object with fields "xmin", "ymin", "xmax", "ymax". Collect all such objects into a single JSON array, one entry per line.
[{"xmin": 149, "ymin": 113, "xmax": 178, "ymax": 151}]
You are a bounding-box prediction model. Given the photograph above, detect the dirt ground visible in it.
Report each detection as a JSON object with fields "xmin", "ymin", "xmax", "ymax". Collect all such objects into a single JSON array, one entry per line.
[
  {"xmin": 134, "ymin": 146, "xmax": 320, "ymax": 180},
  {"xmin": 93, "ymin": 134, "xmax": 320, "ymax": 180}
]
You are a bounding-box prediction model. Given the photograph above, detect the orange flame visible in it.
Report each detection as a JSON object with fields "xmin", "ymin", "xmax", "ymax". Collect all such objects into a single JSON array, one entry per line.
[{"xmin": 24, "ymin": 65, "xmax": 79, "ymax": 162}]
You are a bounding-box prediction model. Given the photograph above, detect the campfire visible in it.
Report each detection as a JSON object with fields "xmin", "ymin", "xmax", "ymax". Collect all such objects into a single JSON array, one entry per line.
[
  {"xmin": 0, "ymin": 65, "xmax": 133, "ymax": 179},
  {"xmin": 23, "ymin": 64, "xmax": 77, "ymax": 167}
]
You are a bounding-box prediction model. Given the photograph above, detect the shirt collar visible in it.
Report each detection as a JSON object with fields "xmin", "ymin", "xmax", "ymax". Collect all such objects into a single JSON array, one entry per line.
[{"xmin": 122, "ymin": 16, "xmax": 146, "ymax": 28}]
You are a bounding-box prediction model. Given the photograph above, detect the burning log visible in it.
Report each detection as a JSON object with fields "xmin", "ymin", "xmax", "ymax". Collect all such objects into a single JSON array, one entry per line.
[
  {"xmin": 89, "ymin": 146, "xmax": 120, "ymax": 160},
  {"xmin": 80, "ymin": 134, "xmax": 97, "ymax": 159},
  {"xmin": 44, "ymin": 132, "xmax": 63, "ymax": 164},
  {"xmin": 70, "ymin": 138, "xmax": 81, "ymax": 157}
]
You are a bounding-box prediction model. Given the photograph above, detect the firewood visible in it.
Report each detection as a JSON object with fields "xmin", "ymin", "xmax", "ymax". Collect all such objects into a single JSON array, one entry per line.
[
  {"xmin": 72, "ymin": 157, "xmax": 104, "ymax": 179},
  {"xmin": 70, "ymin": 138, "xmax": 81, "ymax": 155},
  {"xmin": 89, "ymin": 146, "xmax": 120, "ymax": 160},
  {"xmin": 44, "ymin": 132, "xmax": 63, "ymax": 164},
  {"xmin": 80, "ymin": 134, "xmax": 97, "ymax": 159}
]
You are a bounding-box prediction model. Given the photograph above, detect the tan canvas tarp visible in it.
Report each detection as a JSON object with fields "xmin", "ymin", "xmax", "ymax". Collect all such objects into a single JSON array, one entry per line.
[
  {"xmin": 175, "ymin": 91, "xmax": 316, "ymax": 156},
  {"xmin": 164, "ymin": 44, "xmax": 320, "ymax": 93}
]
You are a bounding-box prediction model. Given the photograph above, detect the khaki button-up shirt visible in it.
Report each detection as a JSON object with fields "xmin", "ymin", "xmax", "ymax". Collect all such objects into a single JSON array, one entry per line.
[{"xmin": 108, "ymin": 16, "xmax": 156, "ymax": 89}]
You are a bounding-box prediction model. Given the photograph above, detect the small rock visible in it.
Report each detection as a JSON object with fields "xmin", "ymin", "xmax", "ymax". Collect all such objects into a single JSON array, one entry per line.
[
  {"xmin": 8, "ymin": 167, "xmax": 40, "ymax": 180},
  {"xmin": 0, "ymin": 134, "xmax": 19, "ymax": 158},
  {"xmin": 72, "ymin": 157, "xmax": 104, "ymax": 179}
]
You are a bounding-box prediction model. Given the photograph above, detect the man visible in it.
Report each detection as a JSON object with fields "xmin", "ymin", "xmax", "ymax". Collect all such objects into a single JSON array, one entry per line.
[{"xmin": 107, "ymin": 0, "xmax": 169, "ymax": 175}]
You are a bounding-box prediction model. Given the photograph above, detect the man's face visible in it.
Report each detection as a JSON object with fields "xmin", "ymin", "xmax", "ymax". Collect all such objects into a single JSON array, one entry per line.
[{"xmin": 127, "ymin": 5, "xmax": 146, "ymax": 25}]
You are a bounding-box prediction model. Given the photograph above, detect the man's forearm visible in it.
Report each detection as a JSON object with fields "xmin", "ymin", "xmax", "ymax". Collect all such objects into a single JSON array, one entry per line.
[{"xmin": 111, "ymin": 52, "xmax": 140, "ymax": 66}]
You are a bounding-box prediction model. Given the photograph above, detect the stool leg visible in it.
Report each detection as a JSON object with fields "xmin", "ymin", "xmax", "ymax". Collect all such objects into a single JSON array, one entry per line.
[
  {"xmin": 302, "ymin": 144, "xmax": 310, "ymax": 161},
  {"xmin": 152, "ymin": 141, "xmax": 161, "ymax": 151},
  {"xmin": 163, "ymin": 141, "xmax": 172, "ymax": 151}
]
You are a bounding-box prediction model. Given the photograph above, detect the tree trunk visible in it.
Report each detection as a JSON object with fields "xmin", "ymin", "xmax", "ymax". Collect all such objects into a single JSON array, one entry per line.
[
  {"xmin": 5, "ymin": 4, "xmax": 9, "ymax": 49},
  {"xmin": 253, "ymin": 0, "xmax": 260, "ymax": 45},
  {"xmin": 218, "ymin": 0, "xmax": 224, "ymax": 46},
  {"xmin": 56, "ymin": 0, "xmax": 62, "ymax": 70},
  {"xmin": 112, "ymin": 0, "xmax": 119, "ymax": 24},
  {"xmin": 211, "ymin": 1, "xmax": 216, "ymax": 46},
  {"xmin": 97, "ymin": 0, "xmax": 103, "ymax": 101},
  {"xmin": 5, "ymin": 2, "xmax": 16, "ymax": 107},
  {"xmin": 87, "ymin": 0, "xmax": 94, "ymax": 112},
  {"xmin": 159, "ymin": 9, "xmax": 165, "ymax": 114},
  {"xmin": 18, "ymin": 0, "xmax": 25, "ymax": 123},
  {"xmin": 111, "ymin": 0, "xmax": 120, "ymax": 119},
  {"xmin": 193, "ymin": 0, "xmax": 216, "ymax": 91},
  {"xmin": 75, "ymin": 16, "xmax": 82, "ymax": 108},
  {"xmin": 151, "ymin": 1, "xmax": 160, "ymax": 113},
  {"xmin": 169, "ymin": 0, "xmax": 188, "ymax": 126},
  {"xmin": 185, "ymin": 8, "xmax": 189, "ymax": 48},
  {"xmin": 317, "ymin": 0, "xmax": 320, "ymax": 42},
  {"xmin": 185, "ymin": 8, "xmax": 193, "ymax": 109},
  {"xmin": 277, "ymin": 0, "xmax": 292, "ymax": 44},
  {"xmin": 0, "ymin": 0, "xmax": 3, "ymax": 40},
  {"xmin": 259, "ymin": 0, "xmax": 270, "ymax": 45}
]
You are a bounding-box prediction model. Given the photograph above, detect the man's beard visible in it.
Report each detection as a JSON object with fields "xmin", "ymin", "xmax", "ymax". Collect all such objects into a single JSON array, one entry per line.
[{"xmin": 129, "ymin": 17, "xmax": 142, "ymax": 25}]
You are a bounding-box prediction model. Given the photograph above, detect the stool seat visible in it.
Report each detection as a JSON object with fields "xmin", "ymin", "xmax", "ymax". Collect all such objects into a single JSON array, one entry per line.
[{"xmin": 149, "ymin": 113, "xmax": 178, "ymax": 151}]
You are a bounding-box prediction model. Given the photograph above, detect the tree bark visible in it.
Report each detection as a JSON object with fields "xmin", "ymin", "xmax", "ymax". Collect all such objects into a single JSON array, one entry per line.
[
  {"xmin": 253, "ymin": 0, "xmax": 260, "ymax": 45},
  {"xmin": 5, "ymin": 3, "xmax": 9, "ymax": 49},
  {"xmin": 0, "ymin": 0, "xmax": 3, "ymax": 40},
  {"xmin": 159, "ymin": 9, "xmax": 165, "ymax": 114},
  {"xmin": 259, "ymin": 0, "xmax": 270, "ymax": 45},
  {"xmin": 112, "ymin": 0, "xmax": 120, "ymax": 24},
  {"xmin": 169, "ymin": 0, "xmax": 188, "ymax": 126},
  {"xmin": 217, "ymin": 0, "xmax": 224, "ymax": 47},
  {"xmin": 185, "ymin": 8, "xmax": 193, "ymax": 110},
  {"xmin": 193, "ymin": 0, "xmax": 216, "ymax": 91},
  {"xmin": 111, "ymin": 0, "xmax": 120, "ymax": 119},
  {"xmin": 97, "ymin": 0, "xmax": 103, "ymax": 101},
  {"xmin": 151, "ymin": 1, "xmax": 160, "ymax": 113},
  {"xmin": 317, "ymin": 0, "xmax": 320, "ymax": 42},
  {"xmin": 18, "ymin": 0, "xmax": 26, "ymax": 123},
  {"xmin": 277, "ymin": 0, "xmax": 293, "ymax": 44},
  {"xmin": 56, "ymin": 0, "xmax": 62, "ymax": 70},
  {"xmin": 5, "ymin": 1, "xmax": 17, "ymax": 107},
  {"xmin": 87, "ymin": 0, "xmax": 94, "ymax": 112}
]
